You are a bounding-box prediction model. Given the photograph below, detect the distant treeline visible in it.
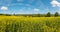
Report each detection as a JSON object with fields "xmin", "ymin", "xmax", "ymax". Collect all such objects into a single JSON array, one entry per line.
[{"xmin": 0, "ymin": 12, "xmax": 60, "ymax": 17}]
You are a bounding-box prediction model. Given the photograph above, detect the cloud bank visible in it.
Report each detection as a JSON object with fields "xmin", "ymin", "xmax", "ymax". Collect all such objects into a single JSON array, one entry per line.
[
  {"xmin": 51, "ymin": 0, "xmax": 60, "ymax": 7},
  {"xmin": 1, "ymin": 6, "xmax": 8, "ymax": 11}
]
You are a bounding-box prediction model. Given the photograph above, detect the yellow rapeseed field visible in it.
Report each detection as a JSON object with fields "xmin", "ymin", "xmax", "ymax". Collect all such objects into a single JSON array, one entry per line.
[{"xmin": 0, "ymin": 16, "xmax": 60, "ymax": 32}]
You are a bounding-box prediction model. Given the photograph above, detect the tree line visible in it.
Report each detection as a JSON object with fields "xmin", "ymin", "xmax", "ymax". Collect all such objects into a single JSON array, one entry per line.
[
  {"xmin": 23, "ymin": 12, "xmax": 60, "ymax": 17},
  {"xmin": 0, "ymin": 12, "xmax": 59, "ymax": 17},
  {"xmin": 46, "ymin": 12, "xmax": 59, "ymax": 17}
]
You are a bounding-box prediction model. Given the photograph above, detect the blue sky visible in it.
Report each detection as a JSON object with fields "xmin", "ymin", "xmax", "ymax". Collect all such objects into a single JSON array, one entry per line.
[{"xmin": 0, "ymin": 0, "xmax": 60, "ymax": 14}]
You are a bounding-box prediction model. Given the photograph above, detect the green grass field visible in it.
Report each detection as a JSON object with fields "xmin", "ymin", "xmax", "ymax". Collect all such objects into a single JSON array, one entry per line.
[{"xmin": 0, "ymin": 16, "xmax": 60, "ymax": 32}]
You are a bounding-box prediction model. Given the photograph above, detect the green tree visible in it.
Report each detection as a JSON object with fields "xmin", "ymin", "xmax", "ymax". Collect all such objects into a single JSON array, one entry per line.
[
  {"xmin": 46, "ymin": 12, "xmax": 51, "ymax": 17},
  {"xmin": 54, "ymin": 12, "xmax": 59, "ymax": 17}
]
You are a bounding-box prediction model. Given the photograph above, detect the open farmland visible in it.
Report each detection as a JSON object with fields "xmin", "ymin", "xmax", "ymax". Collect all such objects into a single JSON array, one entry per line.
[{"xmin": 0, "ymin": 16, "xmax": 60, "ymax": 32}]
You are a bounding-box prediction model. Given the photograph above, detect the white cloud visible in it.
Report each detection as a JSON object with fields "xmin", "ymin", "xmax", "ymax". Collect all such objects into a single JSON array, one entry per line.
[
  {"xmin": 1, "ymin": 6, "xmax": 8, "ymax": 11},
  {"xmin": 34, "ymin": 8, "xmax": 40, "ymax": 12},
  {"xmin": 34, "ymin": 8, "xmax": 40, "ymax": 14},
  {"xmin": 50, "ymin": 0, "xmax": 60, "ymax": 7}
]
